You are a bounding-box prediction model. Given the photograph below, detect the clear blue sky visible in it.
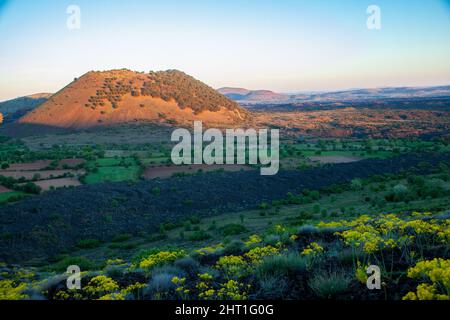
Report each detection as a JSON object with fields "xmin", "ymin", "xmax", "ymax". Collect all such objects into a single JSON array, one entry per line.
[{"xmin": 0, "ymin": 0, "xmax": 449, "ymax": 101}]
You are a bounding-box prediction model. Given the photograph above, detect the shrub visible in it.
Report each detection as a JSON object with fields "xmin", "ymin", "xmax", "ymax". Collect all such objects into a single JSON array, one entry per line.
[
  {"xmin": 18, "ymin": 182, "xmax": 41, "ymax": 194},
  {"xmin": 244, "ymin": 246, "xmax": 279, "ymax": 264},
  {"xmin": 52, "ymin": 256, "xmax": 95, "ymax": 272},
  {"xmin": 147, "ymin": 273, "xmax": 175, "ymax": 296},
  {"xmin": 215, "ymin": 255, "xmax": 248, "ymax": 279},
  {"xmin": 147, "ymin": 233, "xmax": 167, "ymax": 242},
  {"xmin": 350, "ymin": 178, "xmax": 363, "ymax": 191},
  {"xmin": 219, "ymin": 223, "xmax": 248, "ymax": 236},
  {"xmin": 308, "ymin": 272, "xmax": 351, "ymax": 299},
  {"xmin": 104, "ymin": 265, "xmax": 126, "ymax": 278},
  {"xmin": 0, "ymin": 280, "xmax": 29, "ymax": 300},
  {"xmin": 84, "ymin": 275, "xmax": 119, "ymax": 298},
  {"xmin": 256, "ymin": 275, "xmax": 289, "ymax": 299},
  {"xmin": 160, "ymin": 222, "xmax": 178, "ymax": 231},
  {"xmin": 188, "ymin": 215, "xmax": 201, "ymax": 224},
  {"xmin": 223, "ymin": 240, "xmax": 245, "ymax": 255},
  {"xmin": 139, "ymin": 250, "xmax": 186, "ymax": 271},
  {"xmin": 76, "ymin": 239, "xmax": 101, "ymax": 249},
  {"xmin": 145, "ymin": 266, "xmax": 185, "ymax": 300},
  {"xmin": 174, "ymin": 257, "xmax": 200, "ymax": 275},
  {"xmin": 111, "ymin": 234, "xmax": 132, "ymax": 242},
  {"xmin": 151, "ymin": 187, "xmax": 161, "ymax": 195},
  {"xmin": 187, "ymin": 230, "xmax": 211, "ymax": 241},
  {"xmin": 256, "ymin": 253, "xmax": 307, "ymax": 279},
  {"xmin": 108, "ymin": 242, "xmax": 138, "ymax": 250},
  {"xmin": 259, "ymin": 202, "xmax": 269, "ymax": 210}
]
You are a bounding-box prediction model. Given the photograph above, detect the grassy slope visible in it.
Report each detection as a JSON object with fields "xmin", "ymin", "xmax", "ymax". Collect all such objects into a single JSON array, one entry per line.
[{"xmin": 67, "ymin": 172, "xmax": 450, "ymax": 264}]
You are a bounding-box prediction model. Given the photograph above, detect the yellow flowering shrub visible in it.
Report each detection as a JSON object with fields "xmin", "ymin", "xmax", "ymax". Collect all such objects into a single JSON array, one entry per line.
[
  {"xmin": 215, "ymin": 255, "xmax": 248, "ymax": 279},
  {"xmin": 301, "ymin": 242, "xmax": 324, "ymax": 256},
  {"xmin": 84, "ymin": 275, "xmax": 119, "ymax": 297},
  {"xmin": 54, "ymin": 290, "xmax": 83, "ymax": 300},
  {"xmin": 403, "ymin": 283, "xmax": 449, "ymax": 300},
  {"xmin": 244, "ymin": 235, "xmax": 262, "ymax": 247},
  {"xmin": 0, "ymin": 280, "xmax": 28, "ymax": 300},
  {"xmin": 199, "ymin": 289, "xmax": 215, "ymax": 299},
  {"xmin": 403, "ymin": 258, "xmax": 450, "ymax": 300},
  {"xmin": 120, "ymin": 282, "xmax": 146, "ymax": 299},
  {"xmin": 198, "ymin": 273, "xmax": 214, "ymax": 281},
  {"xmin": 172, "ymin": 277, "xmax": 190, "ymax": 298},
  {"xmin": 98, "ymin": 293, "xmax": 125, "ymax": 300},
  {"xmin": 244, "ymin": 245, "xmax": 279, "ymax": 264},
  {"xmin": 106, "ymin": 258, "xmax": 126, "ymax": 266},
  {"xmin": 317, "ymin": 215, "xmax": 372, "ymax": 229},
  {"xmin": 192, "ymin": 276, "xmax": 249, "ymax": 300},
  {"xmin": 319, "ymin": 212, "xmax": 448, "ymax": 258},
  {"xmin": 437, "ymin": 220, "xmax": 450, "ymax": 244},
  {"xmin": 337, "ymin": 224, "xmax": 383, "ymax": 254},
  {"xmin": 195, "ymin": 244, "xmax": 224, "ymax": 255},
  {"xmin": 217, "ymin": 280, "xmax": 249, "ymax": 300},
  {"xmin": 400, "ymin": 220, "xmax": 440, "ymax": 235},
  {"xmin": 139, "ymin": 250, "xmax": 185, "ymax": 270},
  {"xmin": 273, "ymin": 224, "xmax": 287, "ymax": 234},
  {"xmin": 195, "ymin": 273, "xmax": 215, "ymax": 300}
]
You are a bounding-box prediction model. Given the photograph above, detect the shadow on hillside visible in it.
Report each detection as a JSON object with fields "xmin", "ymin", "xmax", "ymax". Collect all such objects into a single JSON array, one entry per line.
[{"xmin": 0, "ymin": 123, "xmax": 77, "ymax": 138}]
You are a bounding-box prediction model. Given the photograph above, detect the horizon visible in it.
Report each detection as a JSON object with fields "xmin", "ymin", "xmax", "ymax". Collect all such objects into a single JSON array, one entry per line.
[
  {"xmin": 1, "ymin": 0, "xmax": 450, "ymax": 101},
  {"xmin": 3, "ymin": 79, "xmax": 450, "ymax": 103}
]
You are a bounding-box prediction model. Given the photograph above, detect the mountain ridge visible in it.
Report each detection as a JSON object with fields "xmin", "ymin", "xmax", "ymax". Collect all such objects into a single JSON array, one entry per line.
[{"xmin": 218, "ymin": 85, "xmax": 450, "ymax": 104}]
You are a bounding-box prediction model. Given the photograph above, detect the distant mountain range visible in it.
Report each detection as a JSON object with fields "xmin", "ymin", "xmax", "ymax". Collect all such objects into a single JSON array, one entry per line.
[
  {"xmin": 218, "ymin": 85, "xmax": 450, "ymax": 104},
  {"xmin": 217, "ymin": 87, "xmax": 289, "ymax": 102}
]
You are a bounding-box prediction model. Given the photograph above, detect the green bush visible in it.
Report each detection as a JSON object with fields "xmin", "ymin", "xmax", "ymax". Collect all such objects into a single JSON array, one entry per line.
[
  {"xmin": 52, "ymin": 256, "xmax": 95, "ymax": 272},
  {"xmin": 111, "ymin": 233, "xmax": 132, "ymax": 242},
  {"xmin": 151, "ymin": 187, "xmax": 161, "ymax": 195},
  {"xmin": 75, "ymin": 238, "xmax": 101, "ymax": 249},
  {"xmin": 256, "ymin": 253, "xmax": 307, "ymax": 279},
  {"xmin": 223, "ymin": 240, "xmax": 245, "ymax": 255},
  {"xmin": 308, "ymin": 272, "xmax": 351, "ymax": 299},
  {"xmin": 187, "ymin": 230, "xmax": 211, "ymax": 241},
  {"xmin": 219, "ymin": 223, "xmax": 248, "ymax": 236},
  {"xmin": 256, "ymin": 275, "xmax": 289, "ymax": 299}
]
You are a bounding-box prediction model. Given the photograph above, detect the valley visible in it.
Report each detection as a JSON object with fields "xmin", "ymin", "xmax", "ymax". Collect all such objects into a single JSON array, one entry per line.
[{"xmin": 0, "ymin": 70, "xmax": 449, "ymax": 301}]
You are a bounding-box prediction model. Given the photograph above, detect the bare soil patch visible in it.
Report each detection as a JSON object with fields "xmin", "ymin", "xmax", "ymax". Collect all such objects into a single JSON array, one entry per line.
[
  {"xmin": 32, "ymin": 178, "xmax": 81, "ymax": 191},
  {"xmin": 0, "ymin": 186, "xmax": 12, "ymax": 193},
  {"xmin": 5, "ymin": 160, "xmax": 52, "ymax": 171},
  {"xmin": 57, "ymin": 158, "xmax": 85, "ymax": 168}
]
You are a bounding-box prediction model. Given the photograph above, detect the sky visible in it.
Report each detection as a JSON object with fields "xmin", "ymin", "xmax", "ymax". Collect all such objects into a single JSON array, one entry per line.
[{"xmin": 0, "ymin": 0, "xmax": 449, "ymax": 101}]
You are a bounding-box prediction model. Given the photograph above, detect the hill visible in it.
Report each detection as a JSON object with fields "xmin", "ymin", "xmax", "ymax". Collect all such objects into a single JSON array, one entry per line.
[
  {"xmin": 18, "ymin": 69, "xmax": 246, "ymax": 130},
  {"xmin": 218, "ymin": 87, "xmax": 289, "ymax": 102},
  {"xmin": 0, "ymin": 93, "xmax": 52, "ymax": 123}
]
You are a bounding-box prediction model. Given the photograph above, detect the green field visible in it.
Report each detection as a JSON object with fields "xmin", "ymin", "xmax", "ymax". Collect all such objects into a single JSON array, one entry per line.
[
  {"xmin": 89, "ymin": 157, "xmax": 137, "ymax": 167},
  {"xmin": 83, "ymin": 166, "xmax": 141, "ymax": 184},
  {"xmin": 0, "ymin": 191, "xmax": 28, "ymax": 204}
]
